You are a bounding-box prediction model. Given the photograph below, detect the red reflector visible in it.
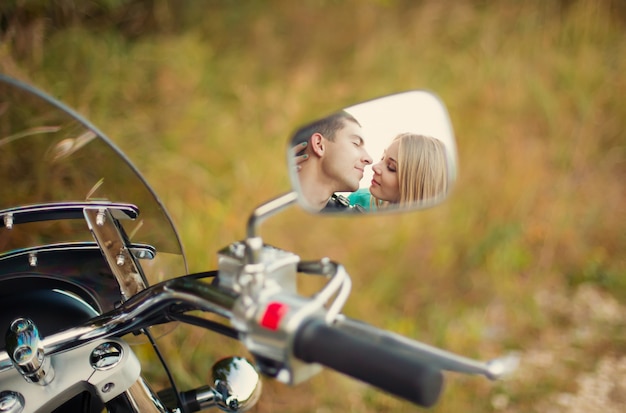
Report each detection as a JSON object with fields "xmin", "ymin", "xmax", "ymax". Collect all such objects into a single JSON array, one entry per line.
[{"xmin": 260, "ymin": 302, "xmax": 288, "ymax": 331}]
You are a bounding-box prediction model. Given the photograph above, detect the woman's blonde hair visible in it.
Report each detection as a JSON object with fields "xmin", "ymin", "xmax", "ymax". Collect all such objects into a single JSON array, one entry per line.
[{"xmin": 373, "ymin": 133, "xmax": 448, "ymax": 209}]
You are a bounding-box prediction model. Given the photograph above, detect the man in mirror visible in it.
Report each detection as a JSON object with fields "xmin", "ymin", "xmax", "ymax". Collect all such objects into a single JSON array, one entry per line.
[{"xmin": 292, "ymin": 111, "xmax": 372, "ymax": 212}]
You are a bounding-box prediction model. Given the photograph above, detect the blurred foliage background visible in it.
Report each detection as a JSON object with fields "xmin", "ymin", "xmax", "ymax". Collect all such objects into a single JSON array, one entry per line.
[{"xmin": 1, "ymin": 0, "xmax": 625, "ymax": 412}]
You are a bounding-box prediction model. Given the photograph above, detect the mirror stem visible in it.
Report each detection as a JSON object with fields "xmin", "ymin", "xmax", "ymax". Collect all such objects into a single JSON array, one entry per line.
[{"xmin": 245, "ymin": 192, "xmax": 297, "ymax": 263}]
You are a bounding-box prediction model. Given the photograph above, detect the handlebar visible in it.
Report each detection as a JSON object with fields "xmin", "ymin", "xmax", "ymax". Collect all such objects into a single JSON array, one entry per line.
[
  {"xmin": 332, "ymin": 316, "xmax": 520, "ymax": 380},
  {"xmin": 0, "ymin": 277, "xmax": 237, "ymax": 372},
  {"xmin": 293, "ymin": 316, "xmax": 443, "ymax": 407},
  {"xmin": 0, "ymin": 267, "xmax": 516, "ymax": 408}
]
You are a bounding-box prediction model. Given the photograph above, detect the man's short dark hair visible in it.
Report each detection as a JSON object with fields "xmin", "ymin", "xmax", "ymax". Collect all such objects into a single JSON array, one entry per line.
[{"xmin": 292, "ymin": 111, "xmax": 360, "ymax": 151}]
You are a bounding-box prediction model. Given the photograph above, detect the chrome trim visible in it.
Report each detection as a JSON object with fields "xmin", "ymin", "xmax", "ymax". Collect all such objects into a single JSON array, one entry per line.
[
  {"xmin": 0, "ymin": 279, "xmax": 236, "ymax": 373},
  {"xmin": 0, "ymin": 242, "xmax": 156, "ymax": 262},
  {"xmin": 90, "ymin": 342, "xmax": 124, "ymax": 371},
  {"xmin": 5, "ymin": 318, "xmax": 54, "ymax": 385},
  {"xmin": 212, "ymin": 357, "xmax": 261, "ymax": 412},
  {"xmin": 124, "ymin": 378, "xmax": 170, "ymax": 413},
  {"xmin": 0, "ymin": 202, "xmax": 138, "ymax": 228},
  {"xmin": 27, "ymin": 253, "xmax": 37, "ymax": 267},
  {"xmin": 245, "ymin": 192, "xmax": 297, "ymax": 263},
  {"xmin": 0, "ymin": 391, "xmax": 25, "ymax": 413},
  {"xmin": 0, "ymin": 338, "xmax": 140, "ymax": 412},
  {"xmin": 84, "ymin": 208, "xmax": 147, "ymax": 300},
  {"xmin": 3, "ymin": 214, "xmax": 14, "ymax": 230}
]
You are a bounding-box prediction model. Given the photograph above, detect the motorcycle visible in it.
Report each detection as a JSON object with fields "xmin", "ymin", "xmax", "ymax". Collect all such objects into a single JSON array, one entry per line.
[{"xmin": 0, "ymin": 74, "xmax": 518, "ymax": 412}]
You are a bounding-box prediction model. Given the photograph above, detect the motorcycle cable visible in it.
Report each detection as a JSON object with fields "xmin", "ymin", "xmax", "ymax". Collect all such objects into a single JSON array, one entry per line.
[
  {"xmin": 142, "ymin": 327, "xmax": 186, "ymax": 411},
  {"xmin": 166, "ymin": 312, "xmax": 239, "ymax": 340}
]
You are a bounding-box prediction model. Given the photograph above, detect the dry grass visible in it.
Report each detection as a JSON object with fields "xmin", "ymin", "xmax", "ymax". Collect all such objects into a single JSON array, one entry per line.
[{"xmin": 1, "ymin": 0, "xmax": 625, "ymax": 411}]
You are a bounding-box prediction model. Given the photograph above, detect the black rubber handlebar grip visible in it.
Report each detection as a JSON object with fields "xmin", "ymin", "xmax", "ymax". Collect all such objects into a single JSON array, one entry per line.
[{"xmin": 293, "ymin": 317, "xmax": 444, "ymax": 407}]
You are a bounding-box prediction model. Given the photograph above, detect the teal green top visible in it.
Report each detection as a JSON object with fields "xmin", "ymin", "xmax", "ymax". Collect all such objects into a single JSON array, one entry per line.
[{"xmin": 348, "ymin": 188, "xmax": 374, "ymax": 211}]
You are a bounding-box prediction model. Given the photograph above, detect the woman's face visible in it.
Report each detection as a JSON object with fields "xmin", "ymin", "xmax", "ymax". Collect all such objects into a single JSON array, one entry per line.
[{"xmin": 369, "ymin": 139, "xmax": 400, "ymax": 203}]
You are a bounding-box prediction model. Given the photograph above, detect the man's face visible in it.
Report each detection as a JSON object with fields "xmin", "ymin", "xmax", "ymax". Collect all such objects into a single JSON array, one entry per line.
[{"xmin": 322, "ymin": 120, "xmax": 372, "ymax": 192}]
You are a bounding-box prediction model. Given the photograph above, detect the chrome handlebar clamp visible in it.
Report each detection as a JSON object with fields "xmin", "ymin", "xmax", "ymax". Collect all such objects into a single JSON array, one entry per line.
[{"xmin": 217, "ymin": 240, "xmax": 351, "ymax": 385}]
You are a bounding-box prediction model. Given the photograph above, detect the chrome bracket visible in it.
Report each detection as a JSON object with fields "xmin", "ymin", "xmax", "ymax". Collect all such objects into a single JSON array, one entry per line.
[{"xmin": 84, "ymin": 208, "xmax": 147, "ymax": 301}]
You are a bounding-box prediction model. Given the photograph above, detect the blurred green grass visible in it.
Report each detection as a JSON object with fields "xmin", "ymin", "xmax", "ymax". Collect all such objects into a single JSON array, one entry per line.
[{"xmin": 1, "ymin": 0, "xmax": 625, "ymax": 412}]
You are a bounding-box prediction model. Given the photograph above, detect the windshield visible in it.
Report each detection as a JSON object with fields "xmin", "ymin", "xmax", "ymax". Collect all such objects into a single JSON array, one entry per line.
[{"xmin": 0, "ymin": 75, "xmax": 187, "ymax": 310}]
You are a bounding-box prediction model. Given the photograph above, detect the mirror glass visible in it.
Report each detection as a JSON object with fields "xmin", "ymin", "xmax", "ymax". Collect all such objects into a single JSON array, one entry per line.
[{"xmin": 288, "ymin": 91, "xmax": 457, "ymax": 214}]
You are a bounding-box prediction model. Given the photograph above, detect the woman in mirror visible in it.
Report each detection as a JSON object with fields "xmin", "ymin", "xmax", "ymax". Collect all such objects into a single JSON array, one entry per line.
[{"xmin": 348, "ymin": 133, "xmax": 449, "ymax": 211}]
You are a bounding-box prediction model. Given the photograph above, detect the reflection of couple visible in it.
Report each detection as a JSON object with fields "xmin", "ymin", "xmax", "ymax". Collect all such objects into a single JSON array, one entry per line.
[{"xmin": 293, "ymin": 111, "xmax": 447, "ymax": 212}]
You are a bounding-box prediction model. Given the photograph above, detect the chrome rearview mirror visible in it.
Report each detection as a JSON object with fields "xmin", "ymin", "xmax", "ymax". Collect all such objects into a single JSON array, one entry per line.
[{"xmin": 288, "ymin": 91, "xmax": 457, "ymax": 214}]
